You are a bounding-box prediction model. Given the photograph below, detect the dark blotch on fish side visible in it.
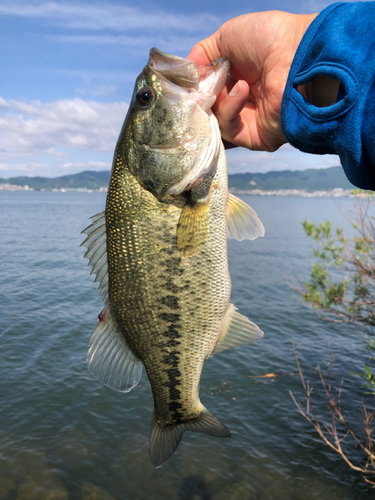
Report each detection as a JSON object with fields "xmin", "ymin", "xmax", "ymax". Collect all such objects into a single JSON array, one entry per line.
[
  {"xmin": 161, "ymin": 295, "xmax": 180, "ymax": 310},
  {"xmin": 164, "ymin": 279, "xmax": 180, "ymax": 294},
  {"xmin": 165, "ymin": 338, "xmax": 181, "ymax": 348},
  {"xmin": 162, "ymin": 324, "xmax": 181, "ymax": 348},
  {"xmin": 165, "ymin": 367, "xmax": 180, "ymax": 379},
  {"xmin": 163, "ymin": 351, "xmax": 180, "ymax": 367},
  {"xmin": 164, "ymin": 366, "xmax": 183, "ymax": 422},
  {"xmin": 168, "ymin": 388, "xmax": 182, "ymax": 402},
  {"xmin": 159, "ymin": 312, "xmax": 180, "ymax": 323},
  {"xmin": 163, "ymin": 323, "xmax": 180, "ymax": 337},
  {"xmin": 164, "ymin": 256, "xmax": 182, "ymax": 270},
  {"xmin": 158, "ymin": 286, "xmax": 184, "ymax": 423},
  {"xmin": 169, "ymin": 401, "xmax": 183, "ymax": 414}
]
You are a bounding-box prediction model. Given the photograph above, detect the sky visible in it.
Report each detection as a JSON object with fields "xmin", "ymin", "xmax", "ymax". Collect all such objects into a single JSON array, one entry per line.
[{"xmin": 0, "ymin": 0, "xmax": 359, "ymax": 179}]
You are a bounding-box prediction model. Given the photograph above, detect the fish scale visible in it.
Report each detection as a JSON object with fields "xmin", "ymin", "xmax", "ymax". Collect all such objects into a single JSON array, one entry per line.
[{"xmin": 81, "ymin": 48, "xmax": 265, "ymax": 467}]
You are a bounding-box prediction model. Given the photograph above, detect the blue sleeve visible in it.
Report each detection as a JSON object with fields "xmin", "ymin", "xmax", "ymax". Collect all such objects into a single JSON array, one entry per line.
[{"xmin": 280, "ymin": 2, "xmax": 375, "ymax": 190}]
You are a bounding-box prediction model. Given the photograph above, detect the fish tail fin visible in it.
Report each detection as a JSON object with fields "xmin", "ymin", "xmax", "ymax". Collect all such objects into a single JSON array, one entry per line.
[
  {"xmin": 149, "ymin": 414, "xmax": 184, "ymax": 468},
  {"xmin": 149, "ymin": 408, "xmax": 231, "ymax": 468}
]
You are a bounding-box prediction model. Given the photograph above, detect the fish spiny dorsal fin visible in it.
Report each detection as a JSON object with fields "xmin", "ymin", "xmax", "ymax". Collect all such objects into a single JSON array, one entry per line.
[
  {"xmin": 81, "ymin": 212, "xmax": 109, "ymax": 303},
  {"xmin": 149, "ymin": 408, "xmax": 230, "ymax": 468},
  {"xmin": 226, "ymin": 194, "xmax": 265, "ymax": 241},
  {"xmin": 212, "ymin": 304, "xmax": 263, "ymax": 355},
  {"xmin": 87, "ymin": 307, "xmax": 143, "ymax": 393}
]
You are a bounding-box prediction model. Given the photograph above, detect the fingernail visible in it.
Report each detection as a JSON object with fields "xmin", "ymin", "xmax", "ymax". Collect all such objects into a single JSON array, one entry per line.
[{"xmin": 229, "ymin": 81, "xmax": 241, "ymax": 97}]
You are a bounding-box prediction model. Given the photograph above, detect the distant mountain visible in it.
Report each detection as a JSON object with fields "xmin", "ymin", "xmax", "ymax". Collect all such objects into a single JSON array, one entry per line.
[
  {"xmin": 0, "ymin": 170, "xmax": 110, "ymax": 190},
  {"xmin": 0, "ymin": 166, "xmax": 354, "ymax": 191},
  {"xmin": 228, "ymin": 166, "xmax": 354, "ymax": 191}
]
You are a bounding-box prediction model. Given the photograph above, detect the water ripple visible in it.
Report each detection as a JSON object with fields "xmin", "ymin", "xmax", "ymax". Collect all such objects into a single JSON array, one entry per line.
[{"xmin": 0, "ymin": 192, "xmax": 372, "ymax": 499}]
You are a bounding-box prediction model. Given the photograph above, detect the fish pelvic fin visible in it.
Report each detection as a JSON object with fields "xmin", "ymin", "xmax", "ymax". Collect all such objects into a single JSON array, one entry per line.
[
  {"xmin": 87, "ymin": 307, "xmax": 143, "ymax": 393},
  {"xmin": 212, "ymin": 304, "xmax": 264, "ymax": 355},
  {"xmin": 226, "ymin": 193, "xmax": 265, "ymax": 241},
  {"xmin": 149, "ymin": 408, "xmax": 231, "ymax": 468},
  {"xmin": 177, "ymin": 201, "xmax": 209, "ymax": 257}
]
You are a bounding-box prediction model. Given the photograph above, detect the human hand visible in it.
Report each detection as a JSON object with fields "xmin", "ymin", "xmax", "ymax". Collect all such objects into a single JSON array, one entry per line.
[{"xmin": 187, "ymin": 11, "xmax": 317, "ymax": 151}]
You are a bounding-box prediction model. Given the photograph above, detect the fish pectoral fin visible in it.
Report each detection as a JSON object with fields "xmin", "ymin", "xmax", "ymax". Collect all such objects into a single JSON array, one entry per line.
[
  {"xmin": 149, "ymin": 408, "xmax": 230, "ymax": 468},
  {"xmin": 226, "ymin": 193, "xmax": 265, "ymax": 241},
  {"xmin": 211, "ymin": 304, "xmax": 264, "ymax": 355},
  {"xmin": 177, "ymin": 201, "xmax": 209, "ymax": 257},
  {"xmin": 87, "ymin": 307, "xmax": 143, "ymax": 393}
]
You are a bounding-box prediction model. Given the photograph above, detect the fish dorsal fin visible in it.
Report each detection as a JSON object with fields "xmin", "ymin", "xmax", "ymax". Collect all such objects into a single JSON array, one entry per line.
[
  {"xmin": 81, "ymin": 212, "xmax": 109, "ymax": 303},
  {"xmin": 226, "ymin": 194, "xmax": 265, "ymax": 241},
  {"xmin": 212, "ymin": 304, "xmax": 263, "ymax": 355},
  {"xmin": 87, "ymin": 307, "xmax": 143, "ymax": 393},
  {"xmin": 177, "ymin": 201, "xmax": 209, "ymax": 257}
]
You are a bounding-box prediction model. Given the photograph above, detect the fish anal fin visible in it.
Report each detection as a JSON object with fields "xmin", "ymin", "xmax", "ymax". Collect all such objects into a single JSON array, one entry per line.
[
  {"xmin": 226, "ymin": 193, "xmax": 265, "ymax": 241},
  {"xmin": 87, "ymin": 307, "xmax": 143, "ymax": 393},
  {"xmin": 149, "ymin": 408, "xmax": 230, "ymax": 468},
  {"xmin": 212, "ymin": 304, "xmax": 263, "ymax": 355},
  {"xmin": 177, "ymin": 201, "xmax": 209, "ymax": 257}
]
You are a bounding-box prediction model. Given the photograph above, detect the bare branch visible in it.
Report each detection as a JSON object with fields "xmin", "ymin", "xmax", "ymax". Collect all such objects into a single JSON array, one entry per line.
[{"xmin": 291, "ymin": 345, "xmax": 375, "ymax": 476}]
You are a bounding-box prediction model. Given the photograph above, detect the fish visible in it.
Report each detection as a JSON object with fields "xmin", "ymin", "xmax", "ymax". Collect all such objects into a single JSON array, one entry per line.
[{"xmin": 81, "ymin": 48, "xmax": 265, "ymax": 468}]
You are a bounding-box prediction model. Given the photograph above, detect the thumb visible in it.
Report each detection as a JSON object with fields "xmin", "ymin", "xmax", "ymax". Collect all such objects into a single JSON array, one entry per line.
[{"xmin": 186, "ymin": 34, "xmax": 222, "ymax": 65}]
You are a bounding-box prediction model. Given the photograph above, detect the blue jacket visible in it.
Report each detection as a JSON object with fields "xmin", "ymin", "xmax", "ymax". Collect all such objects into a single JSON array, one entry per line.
[{"xmin": 281, "ymin": 2, "xmax": 375, "ymax": 190}]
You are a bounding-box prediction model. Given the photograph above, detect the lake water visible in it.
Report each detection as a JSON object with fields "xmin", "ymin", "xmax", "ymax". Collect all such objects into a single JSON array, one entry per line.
[{"xmin": 1, "ymin": 191, "xmax": 373, "ymax": 499}]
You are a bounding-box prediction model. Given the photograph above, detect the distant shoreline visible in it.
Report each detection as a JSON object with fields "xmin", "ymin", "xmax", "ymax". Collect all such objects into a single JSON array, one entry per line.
[
  {"xmin": 0, "ymin": 184, "xmax": 354, "ymax": 197},
  {"xmin": 228, "ymin": 187, "xmax": 353, "ymax": 197},
  {"xmin": 0, "ymin": 167, "xmax": 356, "ymax": 193}
]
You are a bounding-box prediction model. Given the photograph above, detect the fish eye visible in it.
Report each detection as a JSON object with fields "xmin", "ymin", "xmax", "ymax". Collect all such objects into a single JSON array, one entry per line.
[{"xmin": 136, "ymin": 87, "xmax": 154, "ymax": 107}]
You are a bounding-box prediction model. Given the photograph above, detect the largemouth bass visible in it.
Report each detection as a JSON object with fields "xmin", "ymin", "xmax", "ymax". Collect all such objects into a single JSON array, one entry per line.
[{"xmin": 82, "ymin": 48, "xmax": 265, "ymax": 467}]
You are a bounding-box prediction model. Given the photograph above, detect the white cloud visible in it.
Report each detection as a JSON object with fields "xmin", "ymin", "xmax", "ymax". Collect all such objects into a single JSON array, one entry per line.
[
  {"xmin": 0, "ymin": 96, "xmax": 127, "ymax": 159},
  {"xmin": 0, "ymin": 96, "xmax": 128, "ymax": 177},
  {"xmin": 0, "ymin": 94, "xmax": 342, "ymax": 179},
  {"xmin": 0, "ymin": 96, "xmax": 341, "ymax": 178},
  {"xmin": 226, "ymin": 143, "xmax": 340, "ymax": 174},
  {"xmin": 0, "ymin": 2, "xmax": 220, "ymax": 32}
]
